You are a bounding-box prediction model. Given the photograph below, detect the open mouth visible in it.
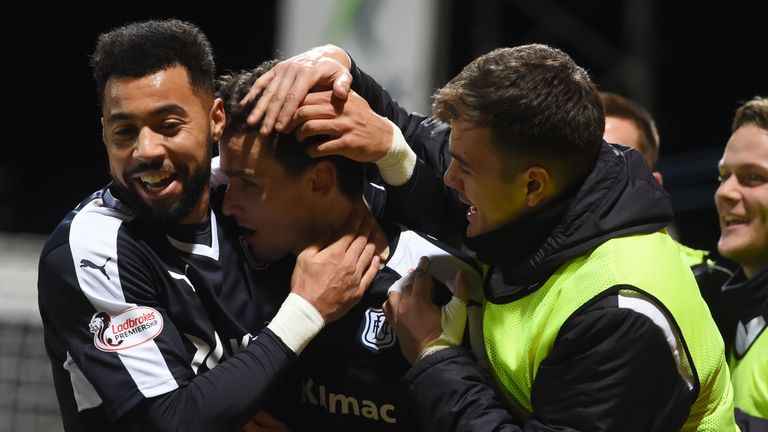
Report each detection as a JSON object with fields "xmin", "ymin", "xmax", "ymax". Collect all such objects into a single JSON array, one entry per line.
[
  {"xmin": 132, "ymin": 171, "xmax": 178, "ymax": 197},
  {"xmin": 140, "ymin": 172, "xmax": 175, "ymax": 191},
  {"xmin": 723, "ymin": 214, "xmax": 750, "ymax": 227}
]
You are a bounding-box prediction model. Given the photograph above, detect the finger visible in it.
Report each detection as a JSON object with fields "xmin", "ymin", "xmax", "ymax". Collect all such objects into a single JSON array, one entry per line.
[
  {"xmin": 245, "ymin": 68, "xmax": 281, "ymax": 127},
  {"xmin": 290, "ymin": 110, "xmax": 341, "ymax": 138},
  {"xmin": 359, "ymin": 254, "xmax": 380, "ymax": 292},
  {"xmin": 251, "ymin": 411, "xmax": 288, "ymax": 429},
  {"xmin": 340, "ymin": 219, "xmax": 373, "ymax": 270},
  {"xmin": 410, "ymin": 257, "xmax": 433, "ymax": 301},
  {"xmin": 326, "ymin": 208, "xmax": 366, "ymax": 253},
  {"xmin": 354, "ymin": 240, "xmax": 377, "ymax": 279},
  {"xmin": 302, "ymin": 90, "xmax": 334, "ymax": 106},
  {"xmin": 453, "ymin": 269, "xmax": 470, "ymax": 304},
  {"xmin": 440, "ymin": 295, "xmax": 468, "ymax": 346},
  {"xmin": 296, "ymin": 242, "xmax": 322, "ymax": 261},
  {"xmin": 411, "ymin": 270, "xmax": 434, "ymax": 302},
  {"xmin": 254, "ymin": 66, "xmax": 298, "ymax": 133},
  {"xmin": 242, "ymin": 419, "xmax": 263, "ymax": 432},
  {"xmin": 332, "ymin": 71, "xmax": 353, "ymax": 100},
  {"xmin": 385, "ymin": 288, "xmax": 401, "ymax": 304},
  {"xmin": 382, "ymin": 297, "xmax": 393, "ymax": 319},
  {"xmin": 274, "ymin": 73, "xmax": 330, "ymax": 132},
  {"xmin": 264, "ymin": 72, "xmax": 302, "ymax": 133},
  {"xmin": 241, "ymin": 68, "xmax": 275, "ymax": 108},
  {"xmin": 382, "ymin": 293, "xmax": 398, "ymax": 323},
  {"xmin": 416, "ymin": 256, "xmax": 431, "ymax": 272},
  {"xmin": 351, "ymin": 210, "xmax": 376, "ymax": 249},
  {"xmin": 305, "ymin": 136, "xmax": 350, "ymax": 158},
  {"xmin": 400, "ymin": 272, "xmax": 416, "ymax": 297},
  {"xmin": 386, "ymin": 267, "xmax": 416, "ymax": 295}
]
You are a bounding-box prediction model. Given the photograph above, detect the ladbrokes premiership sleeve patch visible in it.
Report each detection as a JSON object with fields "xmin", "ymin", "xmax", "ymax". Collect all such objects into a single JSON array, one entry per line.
[{"xmin": 89, "ymin": 306, "xmax": 164, "ymax": 352}]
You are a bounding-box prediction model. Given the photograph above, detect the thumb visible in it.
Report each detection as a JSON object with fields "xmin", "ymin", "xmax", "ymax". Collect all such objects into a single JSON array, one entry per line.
[
  {"xmin": 453, "ymin": 269, "xmax": 470, "ymax": 304},
  {"xmin": 382, "ymin": 297, "xmax": 394, "ymax": 321},
  {"xmin": 411, "ymin": 257, "xmax": 433, "ymax": 301},
  {"xmin": 332, "ymin": 72, "xmax": 352, "ymax": 100}
]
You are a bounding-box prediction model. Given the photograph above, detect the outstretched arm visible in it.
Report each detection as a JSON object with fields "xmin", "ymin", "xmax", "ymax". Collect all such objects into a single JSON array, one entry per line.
[{"xmin": 40, "ymin": 210, "xmax": 380, "ymax": 432}]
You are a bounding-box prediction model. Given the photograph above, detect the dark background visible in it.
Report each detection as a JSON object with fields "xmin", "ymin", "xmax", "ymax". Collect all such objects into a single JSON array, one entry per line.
[{"xmin": 2, "ymin": 1, "xmax": 765, "ymax": 258}]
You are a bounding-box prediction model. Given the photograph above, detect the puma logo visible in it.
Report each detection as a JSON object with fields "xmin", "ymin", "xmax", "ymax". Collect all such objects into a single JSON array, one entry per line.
[{"xmin": 80, "ymin": 257, "xmax": 111, "ymax": 280}]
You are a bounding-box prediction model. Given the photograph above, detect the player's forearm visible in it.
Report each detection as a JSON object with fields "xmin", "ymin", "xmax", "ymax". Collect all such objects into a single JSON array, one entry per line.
[{"xmin": 125, "ymin": 329, "xmax": 295, "ymax": 432}]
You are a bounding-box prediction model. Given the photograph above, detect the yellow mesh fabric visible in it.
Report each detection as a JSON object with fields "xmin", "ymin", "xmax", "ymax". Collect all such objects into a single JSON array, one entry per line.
[
  {"xmin": 729, "ymin": 331, "xmax": 768, "ymax": 418},
  {"xmin": 483, "ymin": 233, "xmax": 738, "ymax": 430}
]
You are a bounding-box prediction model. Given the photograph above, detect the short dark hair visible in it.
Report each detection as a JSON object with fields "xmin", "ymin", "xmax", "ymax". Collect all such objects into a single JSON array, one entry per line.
[
  {"xmin": 433, "ymin": 44, "xmax": 604, "ymax": 188},
  {"xmin": 732, "ymin": 96, "xmax": 768, "ymax": 132},
  {"xmin": 91, "ymin": 19, "xmax": 215, "ymax": 106},
  {"xmin": 599, "ymin": 91, "xmax": 660, "ymax": 169},
  {"xmin": 216, "ymin": 61, "xmax": 363, "ymax": 200}
]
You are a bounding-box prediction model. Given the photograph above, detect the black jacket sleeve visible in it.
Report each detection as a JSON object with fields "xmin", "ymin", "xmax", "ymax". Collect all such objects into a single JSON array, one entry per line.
[
  {"xmin": 124, "ymin": 329, "xmax": 296, "ymax": 432},
  {"xmin": 735, "ymin": 408, "xmax": 768, "ymax": 432},
  {"xmin": 350, "ymin": 59, "xmax": 467, "ymax": 245},
  {"xmin": 404, "ymin": 347, "xmax": 517, "ymax": 431},
  {"xmin": 403, "ymin": 298, "xmax": 698, "ymax": 431}
]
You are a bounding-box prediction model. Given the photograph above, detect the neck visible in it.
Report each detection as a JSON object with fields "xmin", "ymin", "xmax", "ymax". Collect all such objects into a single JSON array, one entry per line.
[
  {"xmin": 743, "ymin": 263, "xmax": 767, "ymax": 280},
  {"xmin": 180, "ymin": 186, "xmax": 211, "ymax": 224},
  {"xmin": 306, "ymin": 193, "xmax": 389, "ymax": 262}
]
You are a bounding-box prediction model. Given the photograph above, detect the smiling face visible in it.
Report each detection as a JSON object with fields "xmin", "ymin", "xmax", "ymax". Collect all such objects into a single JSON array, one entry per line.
[
  {"xmin": 101, "ymin": 65, "xmax": 223, "ymax": 224},
  {"xmin": 442, "ymin": 121, "xmax": 533, "ymax": 237},
  {"xmin": 220, "ymin": 131, "xmax": 317, "ymax": 262},
  {"xmin": 716, "ymin": 124, "xmax": 768, "ymax": 276}
]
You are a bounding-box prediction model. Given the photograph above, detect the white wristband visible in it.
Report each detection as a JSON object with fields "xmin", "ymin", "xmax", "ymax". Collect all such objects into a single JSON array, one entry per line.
[
  {"xmin": 267, "ymin": 293, "xmax": 325, "ymax": 355},
  {"xmin": 415, "ymin": 295, "xmax": 467, "ymax": 362},
  {"xmin": 375, "ymin": 119, "xmax": 417, "ymax": 186}
]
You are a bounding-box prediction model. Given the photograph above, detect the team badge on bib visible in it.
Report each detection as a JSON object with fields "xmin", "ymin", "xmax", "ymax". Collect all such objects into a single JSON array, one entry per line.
[
  {"xmin": 89, "ymin": 306, "xmax": 163, "ymax": 352},
  {"xmin": 360, "ymin": 307, "xmax": 396, "ymax": 351}
]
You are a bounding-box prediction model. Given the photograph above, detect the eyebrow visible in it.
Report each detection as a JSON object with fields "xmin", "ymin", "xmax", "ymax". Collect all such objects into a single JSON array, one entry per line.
[
  {"xmin": 105, "ymin": 104, "xmax": 189, "ymax": 125},
  {"xmin": 450, "ymin": 151, "xmax": 471, "ymax": 169},
  {"xmin": 720, "ymin": 162, "xmax": 768, "ymax": 171}
]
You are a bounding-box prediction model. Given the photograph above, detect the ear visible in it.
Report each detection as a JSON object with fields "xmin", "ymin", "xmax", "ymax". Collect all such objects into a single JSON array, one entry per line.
[
  {"xmin": 653, "ymin": 171, "xmax": 663, "ymax": 185},
  {"xmin": 310, "ymin": 160, "xmax": 337, "ymax": 197},
  {"xmin": 100, "ymin": 117, "xmax": 106, "ymax": 144},
  {"xmin": 210, "ymin": 98, "xmax": 226, "ymax": 141},
  {"xmin": 525, "ymin": 166, "xmax": 551, "ymax": 207}
]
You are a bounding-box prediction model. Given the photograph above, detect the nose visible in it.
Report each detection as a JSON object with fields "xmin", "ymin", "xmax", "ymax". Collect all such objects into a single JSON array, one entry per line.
[
  {"xmin": 222, "ymin": 184, "xmax": 241, "ymax": 217},
  {"xmin": 134, "ymin": 127, "xmax": 166, "ymax": 161},
  {"xmin": 715, "ymin": 175, "xmax": 740, "ymax": 205},
  {"xmin": 443, "ymin": 159, "xmax": 460, "ymax": 191}
]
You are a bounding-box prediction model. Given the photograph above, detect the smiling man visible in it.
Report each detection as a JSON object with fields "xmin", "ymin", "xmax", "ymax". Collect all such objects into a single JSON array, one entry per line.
[
  {"xmin": 381, "ymin": 46, "xmax": 738, "ymax": 431},
  {"xmin": 37, "ymin": 20, "xmax": 377, "ymax": 432},
  {"xmin": 715, "ymin": 96, "xmax": 768, "ymax": 429},
  {"xmin": 102, "ymin": 63, "xmax": 213, "ymax": 224}
]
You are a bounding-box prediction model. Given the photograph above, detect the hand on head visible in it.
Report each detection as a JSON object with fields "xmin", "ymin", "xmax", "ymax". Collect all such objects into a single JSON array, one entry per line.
[
  {"xmin": 286, "ymin": 90, "xmax": 393, "ymax": 162},
  {"xmin": 241, "ymin": 44, "xmax": 352, "ymax": 135}
]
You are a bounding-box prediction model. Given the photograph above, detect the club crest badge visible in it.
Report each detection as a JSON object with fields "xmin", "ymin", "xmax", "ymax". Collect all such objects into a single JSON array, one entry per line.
[{"xmin": 360, "ymin": 307, "xmax": 396, "ymax": 352}]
